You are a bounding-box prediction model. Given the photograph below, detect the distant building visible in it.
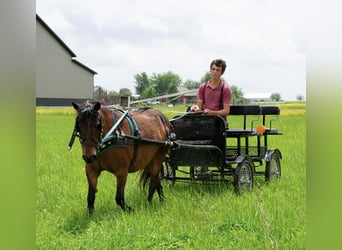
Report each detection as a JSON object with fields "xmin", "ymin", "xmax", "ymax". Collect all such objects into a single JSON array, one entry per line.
[
  {"xmin": 36, "ymin": 14, "xmax": 97, "ymax": 106},
  {"xmin": 176, "ymin": 86, "xmax": 197, "ymax": 104},
  {"xmin": 243, "ymin": 93, "xmax": 273, "ymax": 104}
]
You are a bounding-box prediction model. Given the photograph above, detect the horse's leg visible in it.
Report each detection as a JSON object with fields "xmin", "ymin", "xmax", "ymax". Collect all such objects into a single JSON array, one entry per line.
[
  {"xmin": 156, "ymin": 175, "xmax": 165, "ymax": 202},
  {"xmin": 147, "ymin": 174, "xmax": 165, "ymax": 203},
  {"xmin": 86, "ymin": 164, "xmax": 100, "ymax": 214},
  {"xmin": 115, "ymin": 174, "xmax": 132, "ymax": 212},
  {"xmin": 149, "ymin": 150, "xmax": 167, "ymax": 203}
]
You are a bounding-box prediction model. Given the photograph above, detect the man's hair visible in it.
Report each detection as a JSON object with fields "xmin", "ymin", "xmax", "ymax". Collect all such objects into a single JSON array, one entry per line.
[{"xmin": 210, "ymin": 59, "xmax": 227, "ymax": 74}]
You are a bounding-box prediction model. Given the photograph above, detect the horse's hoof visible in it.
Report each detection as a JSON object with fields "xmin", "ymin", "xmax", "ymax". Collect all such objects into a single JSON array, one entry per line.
[
  {"xmin": 126, "ymin": 206, "xmax": 133, "ymax": 213},
  {"xmin": 88, "ymin": 208, "xmax": 94, "ymax": 215},
  {"xmin": 159, "ymin": 195, "xmax": 166, "ymax": 202}
]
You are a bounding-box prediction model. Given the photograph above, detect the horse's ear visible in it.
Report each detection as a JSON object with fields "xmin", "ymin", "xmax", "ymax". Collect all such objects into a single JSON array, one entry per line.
[
  {"xmin": 94, "ymin": 102, "xmax": 101, "ymax": 111},
  {"xmin": 72, "ymin": 102, "xmax": 80, "ymax": 111}
]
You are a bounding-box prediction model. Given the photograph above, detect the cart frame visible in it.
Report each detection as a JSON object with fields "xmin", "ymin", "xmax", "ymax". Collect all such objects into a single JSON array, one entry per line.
[{"xmin": 161, "ymin": 105, "xmax": 282, "ymax": 193}]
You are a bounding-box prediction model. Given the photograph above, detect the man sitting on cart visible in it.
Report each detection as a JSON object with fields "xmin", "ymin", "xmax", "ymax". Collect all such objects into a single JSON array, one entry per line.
[
  {"xmin": 189, "ymin": 59, "xmax": 232, "ymax": 178},
  {"xmin": 190, "ymin": 58, "xmax": 232, "ymax": 120}
]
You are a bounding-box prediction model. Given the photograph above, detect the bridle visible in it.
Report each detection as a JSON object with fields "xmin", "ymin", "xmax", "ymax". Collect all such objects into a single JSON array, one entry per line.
[{"xmin": 68, "ymin": 105, "xmax": 103, "ymax": 150}]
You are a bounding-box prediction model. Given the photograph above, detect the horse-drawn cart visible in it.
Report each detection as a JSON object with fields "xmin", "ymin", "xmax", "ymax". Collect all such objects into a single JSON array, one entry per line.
[
  {"xmin": 70, "ymin": 101, "xmax": 282, "ymax": 213},
  {"xmin": 161, "ymin": 105, "xmax": 282, "ymax": 193}
]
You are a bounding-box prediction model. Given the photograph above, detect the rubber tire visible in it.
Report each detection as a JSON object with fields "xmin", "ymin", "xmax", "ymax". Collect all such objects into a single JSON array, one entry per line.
[
  {"xmin": 234, "ymin": 159, "xmax": 254, "ymax": 194},
  {"xmin": 265, "ymin": 153, "xmax": 281, "ymax": 182}
]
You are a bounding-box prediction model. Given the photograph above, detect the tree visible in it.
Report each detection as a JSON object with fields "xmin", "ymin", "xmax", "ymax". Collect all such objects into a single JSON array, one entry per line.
[
  {"xmin": 107, "ymin": 90, "xmax": 119, "ymax": 105},
  {"xmin": 94, "ymin": 85, "xmax": 107, "ymax": 102},
  {"xmin": 134, "ymin": 72, "xmax": 150, "ymax": 96},
  {"xmin": 119, "ymin": 88, "xmax": 132, "ymax": 96},
  {"xmin": 271, "ymin": 93, "xmax": 281, "ymax": 102},
  {"xmin": 200, "ymin": 71, "xmax": 211, "ymax": 83},
  {"xmin": 151, "ymin": 71, "xmax": 182, "ymax": 95},
  {"xmin": 297, "ymin": 94, "xmax": 305, "ymax": 101},
  {"xmin": 142, "ymin": 86, "xmax": 156, "ymax": 97},
  {"xmin": 230, "ymin": 85, "xmax": 244, "ymax": 104},
  {"xmin": 183, "ymin": 79, "xmax": 200, "ymax": 90}
]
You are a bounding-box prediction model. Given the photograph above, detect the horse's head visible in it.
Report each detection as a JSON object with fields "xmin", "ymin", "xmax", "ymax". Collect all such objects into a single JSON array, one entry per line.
[{"xmin": 72, "ymin": 101, "xmax": 103, "ymax": 163}]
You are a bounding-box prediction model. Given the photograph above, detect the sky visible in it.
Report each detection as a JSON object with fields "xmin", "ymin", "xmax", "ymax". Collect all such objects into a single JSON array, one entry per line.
[{"xmin": 36, "ymin": 0, "xmax": 306, "ymax": 101}]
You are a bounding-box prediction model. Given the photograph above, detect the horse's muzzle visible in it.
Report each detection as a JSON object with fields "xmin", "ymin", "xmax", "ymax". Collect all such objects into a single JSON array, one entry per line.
[
  {"xmin": 82, "ymin": 144, "xmax": 98, "ymax": 163},
  {"xmin": 82, "ymin": 154, "xmax": 97, "ymax": 163}
]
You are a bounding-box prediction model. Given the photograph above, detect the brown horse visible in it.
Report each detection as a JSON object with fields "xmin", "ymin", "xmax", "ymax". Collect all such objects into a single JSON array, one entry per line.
[{"xmin": 70, "ymin": 101, "xmax": 173, "ymax": 213}]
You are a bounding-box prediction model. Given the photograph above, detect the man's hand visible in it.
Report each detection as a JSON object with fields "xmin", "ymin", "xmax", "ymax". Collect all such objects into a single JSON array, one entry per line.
[
  {"xmin": 190, "ymin": 105, "xmax": 200, "ymax": 112},
  {"xmin": 203, "ymin": 108, "xmax": 210, "ymax": 115}
]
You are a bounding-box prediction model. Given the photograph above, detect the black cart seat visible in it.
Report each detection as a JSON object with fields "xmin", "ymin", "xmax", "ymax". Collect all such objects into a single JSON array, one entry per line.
[
  {"xmin": 170, "ymin": 114, "xmax": 227, "ymax": 167},
  {"xmin": 226, "ymin": 105, "xmax": 261, "ymax": 137},
  {"xmin": 260, "ymin": 106, "xmax": 282, "ymax": 135}
]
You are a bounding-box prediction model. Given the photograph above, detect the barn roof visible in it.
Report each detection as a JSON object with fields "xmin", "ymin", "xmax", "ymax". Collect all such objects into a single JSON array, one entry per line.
[
  {"xmin": 36, "ymin": 14, "xmax": 76, "ymax": 57},
  {"xmin": 72, "ymin": 59, "xmax": 97, "ymax": 75},
  {"xmin": 36, "ymin": 14, "xmax": 97, "ymax": 75}
]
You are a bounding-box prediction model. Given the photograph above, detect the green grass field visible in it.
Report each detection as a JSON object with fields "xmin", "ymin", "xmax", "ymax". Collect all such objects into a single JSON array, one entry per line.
[{"xmin": 36, "ymin": 103, "xmax": 306, "ymax": 249}]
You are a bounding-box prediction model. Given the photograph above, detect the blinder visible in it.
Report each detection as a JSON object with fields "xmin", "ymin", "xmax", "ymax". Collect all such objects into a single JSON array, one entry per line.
[{"xmin": 68, "ymin": 105, "xmax": 103, "ymax": 151}]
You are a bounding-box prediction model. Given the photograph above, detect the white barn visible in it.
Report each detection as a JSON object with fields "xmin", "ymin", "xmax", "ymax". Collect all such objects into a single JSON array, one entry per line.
[
  {"xmin": 36, "ymin": 14, "xmax": 97, "ymax": 106},
  {"xmin": 244, "ymin": 92, "xmax": 273, "ymax": 104}
]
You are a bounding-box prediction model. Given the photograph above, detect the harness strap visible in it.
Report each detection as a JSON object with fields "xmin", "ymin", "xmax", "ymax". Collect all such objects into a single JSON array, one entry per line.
[
  {"xmin": 97, "ymin": 109, "xmax": 141, "ymax": 158},
  {"xmin": 102, "ymin": 110, "xmax": 129, "ymax": 142},
  {"xmin": 68, "ymin": 128, "xmax": 78, "ymax": 151},
  {"xmin": 127, "ymin": 112, "xmax": 141, "ymax": 168}
]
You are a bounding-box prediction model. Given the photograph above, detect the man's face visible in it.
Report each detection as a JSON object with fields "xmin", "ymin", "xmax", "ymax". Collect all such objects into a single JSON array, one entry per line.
[{"xmin": 210, "ymin": 65, "xmax": 223, "ymax": 79}]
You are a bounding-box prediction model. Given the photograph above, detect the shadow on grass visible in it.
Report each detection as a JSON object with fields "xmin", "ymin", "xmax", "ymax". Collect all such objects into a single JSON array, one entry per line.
[
  {"xmin": 62, "ymin": 201, "xmax": 144, "ymax": 235},
  {"xmin": 162, "ymin": 174, "xmax": 274, "ymax": 196},
  {"xmin": 62, "ymin": 202, "xmax": 123, "ymax": 234},
  {"xmin": 63, "ymin": 210, "xmax": 92, "ymax": 235}
]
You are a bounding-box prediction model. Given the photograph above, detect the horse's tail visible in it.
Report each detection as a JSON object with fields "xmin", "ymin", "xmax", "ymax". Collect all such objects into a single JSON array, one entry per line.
[{"xmin": 139, "ymin": 109, "xmax": 172, "ymax": 190}]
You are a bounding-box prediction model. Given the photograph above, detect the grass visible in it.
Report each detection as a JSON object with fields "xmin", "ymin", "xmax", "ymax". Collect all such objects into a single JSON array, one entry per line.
[{"xmin": 36, "ymin": 103, "xmax": 306, "ymax": 249}]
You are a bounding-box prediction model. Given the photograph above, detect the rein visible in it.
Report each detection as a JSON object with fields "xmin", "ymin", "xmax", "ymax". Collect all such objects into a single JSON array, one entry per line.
[{"xmin": 124, "ymin": 134, "xmax": 176, "ymax": 147}]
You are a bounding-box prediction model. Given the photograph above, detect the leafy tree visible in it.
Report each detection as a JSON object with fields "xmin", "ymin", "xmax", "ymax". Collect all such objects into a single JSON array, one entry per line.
[
  {"xmin": 183, "ymin": 79, "xmax": 200, "ymax": 90},
  {"xmin": 151, "ymin": 71, "xmax": 182, "ymax": 95},
  {"xmin": 107, "ymin": 90, "xmax": 119, "ymax": 104},
  {"xmin": 230, "ymin": 85, "xmax": 244, "ymax": 104},
  {"xmin": 134, "ymin": 72, "xmax": 150, "ymax": 96},
  {"xmin": 200, "ymin": 71, "xmax": 211, "ymax": 83},
  {"xmin": 94, "ymin": 85, "xmax": 107, "ymax": 102},
  {"xmin": 142, "ymin": 86, "xmax": 156, "ymax": 97},
  {"xmin": 108, "ymin": 90, "xmax": 119, "ymax": 96},
  {"xmin": 119, "ymin": 88, "xmax": 132, "ymax": 96},
  {"xmin": 297, "ymin": 94, "xmax": 305, "ymax": 101},
  {"xmin": 270, "ymin": 93, "xmax": 281, "ymax": 102}
]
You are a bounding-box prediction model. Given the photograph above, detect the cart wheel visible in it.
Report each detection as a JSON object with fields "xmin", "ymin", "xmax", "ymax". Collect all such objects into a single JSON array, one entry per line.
[
  {"xmin": 234, "ymin": 159, "xmax": 254, "ymax": 194},
  {"xmin": 265, "ymin": 152, "xmax": 281, "ymax": 182}
]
